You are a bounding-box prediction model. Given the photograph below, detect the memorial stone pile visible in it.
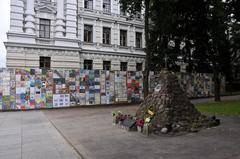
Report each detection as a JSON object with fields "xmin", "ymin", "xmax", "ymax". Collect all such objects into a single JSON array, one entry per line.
[{"xmin": 136, "ymin": 70, "xmax": 220, "ymax": 134}]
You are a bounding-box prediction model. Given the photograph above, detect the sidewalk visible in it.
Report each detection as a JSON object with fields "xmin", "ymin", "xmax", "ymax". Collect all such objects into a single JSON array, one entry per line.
[
  {"xmin": 0, "ymin": 95, "xmax": 239, "ymax": 159},
  {"xmin": 0, "ymin": 111, "xmax": 81, "ymax": 159},
  {"xmin": 43, "ymin": 98, "xmax": 240, "ymax": 159},
  {"xmin": 191, "ymin": 95, "xmax": 240, "ymax": 104}
]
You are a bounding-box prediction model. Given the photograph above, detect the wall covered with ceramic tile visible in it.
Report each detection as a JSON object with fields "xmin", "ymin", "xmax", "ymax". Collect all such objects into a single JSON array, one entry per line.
[{"xmin": 0, "ymin": 68, "xmax": 222, "ymax": 111}]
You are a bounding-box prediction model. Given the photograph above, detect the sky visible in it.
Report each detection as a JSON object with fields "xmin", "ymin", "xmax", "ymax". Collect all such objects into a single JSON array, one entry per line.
[{"xmin": 0, "ymin": 0, "xmax": 10, "ymax": 68}]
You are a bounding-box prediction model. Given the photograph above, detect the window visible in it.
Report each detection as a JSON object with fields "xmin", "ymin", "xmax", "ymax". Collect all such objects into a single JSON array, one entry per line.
[
  {"xmin": 84, "ymin": 25, "xmax": 93, "ymax": 43},
  {"xmin": 103, "ymin": 61, "xmax": 111, "ymax": 70},
  {"xmin": 136, "ymin": 32, "xmax": 142, "ymax": 48},
  {"xmin": 103, "ymin": 0, "xmax": 111, "ymax": 13},
  {"xmin": 135, "ymin": 11, "xmax": 142, "ymax": 19},
  {"xmin": 84, "ymin": 0, "xmax": 93, "ymax": 10},
  {"xmin": 103, "ymin": 27, "xmax": 111, "ymax": 44},
  {"xmin": 120, "ymin": 30, "xmax": 127, "ymax": 46},
  {"xmin": 39, "ymin": 19, "xmax": 50, "ymax": 38},
  {"xmin": 120, "ymin": 62, "xmax": 127, "ymax": 71},
  {"xmin": 40, "ymin": 57, "xmax": 51, "ymax": 69},
  {"xmin": 136, "ymin": 63, "xmax": 142, "ymax": 71},
  {"xmin": 84, "ymin": 60, "xmax": 93, "ymax": 70},
  {"xmin": 120, "ymin": 8, "xmax": 126, "ymax": 16}
]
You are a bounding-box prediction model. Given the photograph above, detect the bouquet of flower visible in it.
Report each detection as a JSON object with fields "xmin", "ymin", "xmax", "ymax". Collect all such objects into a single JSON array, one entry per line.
[{"xmin": 136, "ymin": 119, "xmax": 144, "ymax": 127}]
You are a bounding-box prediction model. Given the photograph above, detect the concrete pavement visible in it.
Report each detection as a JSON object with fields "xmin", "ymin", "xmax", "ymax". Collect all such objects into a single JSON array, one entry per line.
[
  {"xmin": 0, "ymin": 111, "xmax": 81, "ymax": 159},
  {"xmin": 0, "ymin": 95, "xmax": 239, "ymax": 159},
  {"xmin": 44, "ymin": 103, "xmax": 240, "ymax": 159}
]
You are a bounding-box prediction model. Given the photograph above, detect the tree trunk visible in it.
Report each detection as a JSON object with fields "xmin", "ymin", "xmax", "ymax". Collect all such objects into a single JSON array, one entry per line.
[
  {"xmin": 213, "ymin": 62, "xmax": 221, "ymax": 102},
  {"xmin": 143, "ymin": 0, "xmax": 150, "ymax": 98}
]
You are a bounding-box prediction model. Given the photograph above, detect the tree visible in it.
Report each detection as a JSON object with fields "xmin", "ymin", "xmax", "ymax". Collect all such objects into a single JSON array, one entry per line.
[
  {"xmin": 120, "ymin": 0, "xmax": 232, "ymax": 101},
  {"xmin": 206, "ymin": 0, "xmax": 230, "ymax": 101},
  {"xmin": 227, "ymin": 0, "xmax": 240, "ymax": 88},
  {"xmin": 119, "ymin": 0, "xmax": 151, "ymax": 98}
]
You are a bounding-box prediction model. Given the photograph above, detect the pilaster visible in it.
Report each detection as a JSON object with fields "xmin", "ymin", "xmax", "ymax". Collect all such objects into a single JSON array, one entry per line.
[
  {"xmin": 128, "ymin": 60, "xmax": 136, "ymax": 71},
  {"xmin": 65, "ymin": 0, "xmax": 77, "ymax": 39},
  {"xmin": 128, "ymin": 25, "xmax": 135, "ymax": 47},
  {"xmin": 111, "ymin": 60, "xmax": 120, "ymax": 71},
  {"xmin": 25, "ymin": 0, "xmax": 35, "ymax": 35},
  {"xmin": 93, "ymin": 58, "xmax": 103, "ymax": 70},
  {"xmin": 10, "ymin": 0, "xmax": 24, "ymax": 33},
  {"xmin": 55, "ymin": 0, "xmax": 65, "ymax": 37}
]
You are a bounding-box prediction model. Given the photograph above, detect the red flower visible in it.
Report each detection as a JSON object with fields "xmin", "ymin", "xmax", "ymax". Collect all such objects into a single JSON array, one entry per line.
[{"xmin": 136, "ymin": 119, "xmax": 144, "ymax": 127}]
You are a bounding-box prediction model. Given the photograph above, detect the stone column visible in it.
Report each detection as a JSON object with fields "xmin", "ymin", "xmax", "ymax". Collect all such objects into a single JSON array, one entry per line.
[
  {"xmin": 95, "ymin": 0, "xmax": 103, "ymax": 11},
  {"xmin": 128, "ymin": 60, "xmax": 136, "ymax": 71},
  {"xmin": 93, "ymin": 20, "xmax": 97, "ymax": 43},
  {"xmin": 142, "ymin": 29, "xmax": 146, "ymax": 48},
  {"xmin": 112, "ymin": 23, "xmax": 120, "ymax": 45},
  {"xmin": 25, "ymin": 0, "xmax": 35, "ymax": 34},
  {"xmin": 93, "ymin": 58, "xmax": 103, "ymax": 70},
  {"xmin": 94, "ymin": 20, "xmax": 102, "ymax": 44},
  {"xmin": 10, "ymin": 0, "xmax": 24, "ymax": 33},
  {"xmin": 78, "ymin": 17, "xmax": 84, "ymax": 41},
  {"xmin": 65, "ymin": 0, "xmax": 77, "ymax": 39},
  {"xmin": 79, "ymin": 57, "xmax": 84, "ymax": 69},
  {"xmin": 128, "ymin": 25, "xmax": 135, "ymax": 47},
  {"xmin": 55, "ymin": 0, "xmax": 65, "ymax": 37},
  {"xmin": 111, "ymin": 22, "xmax": 116, "ymax": 45},
  {"xmin": 111, "ymin": 60, "xmax": 121, "ymax": 71}
]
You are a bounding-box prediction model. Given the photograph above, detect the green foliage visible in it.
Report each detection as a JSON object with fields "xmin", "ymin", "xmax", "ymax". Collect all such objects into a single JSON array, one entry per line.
[
  {"xmin": 119, "ymin": 0, "xmax": 240, "ymax": 97},
  {"xmin": 196, "ymin": 100, "xmax": 240, "ymax": 116},
  {"xmin": 119, "ymin": 0, "xmax": 143, "ymax": 19}
]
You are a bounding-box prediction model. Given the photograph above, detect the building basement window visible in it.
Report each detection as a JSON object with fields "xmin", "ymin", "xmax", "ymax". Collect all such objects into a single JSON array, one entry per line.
[
  {"xmin": 103, "ymin": 61, "xmax": 111, "ymax": 70},
  {"xmin": 136, "ymin": 63, "xmax": 142, "ymax": 71},
  {"xmin": 39, "ymin": 19, "xmax": 50, "ymax": 38},
  {"xmin": 84, "ymin": 60, "xmax": 93, "ymax": 70},
  {"xmin": 40, "ymin": 57, "xmax": 51, "ymax": 69},
  {"xmin": 121, "ymin": 62, "xmax": 127, "ymax": 71}
]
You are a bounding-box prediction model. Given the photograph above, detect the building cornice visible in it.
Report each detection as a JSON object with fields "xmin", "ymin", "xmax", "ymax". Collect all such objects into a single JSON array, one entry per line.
[
  {"xmin": 81, "ymin": 49, "xmax": 146, "ymax": 58},
  {"xmin": 4, "ymin": 42, "xmax": 81, "ymax": 52}
]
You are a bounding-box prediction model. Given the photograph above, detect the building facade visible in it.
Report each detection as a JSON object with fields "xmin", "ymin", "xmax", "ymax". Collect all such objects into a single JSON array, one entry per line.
[{"xmin": 4, "ymin": 0, "xmax": 145, "ymax": 71}]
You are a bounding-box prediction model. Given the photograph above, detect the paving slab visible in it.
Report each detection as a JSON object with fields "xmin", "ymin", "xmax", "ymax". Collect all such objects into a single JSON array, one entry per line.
[{"xmin": 0, "ymin": 111, "xmax": 82, "ymax": 159}]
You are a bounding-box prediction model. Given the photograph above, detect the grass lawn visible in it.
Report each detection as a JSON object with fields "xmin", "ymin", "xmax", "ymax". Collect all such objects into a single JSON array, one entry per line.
[{"xmin": 196, "ymin": 100, "xmax": 240, "ymax": 116}]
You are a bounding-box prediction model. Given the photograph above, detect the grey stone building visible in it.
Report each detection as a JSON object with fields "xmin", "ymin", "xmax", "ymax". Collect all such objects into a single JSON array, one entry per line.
[{"xmin": 4, "ymin": 0, "xmax": 145, "ymax": 71}]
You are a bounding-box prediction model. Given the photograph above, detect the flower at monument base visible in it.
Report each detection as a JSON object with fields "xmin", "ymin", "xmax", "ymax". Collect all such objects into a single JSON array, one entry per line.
[{"xmin": 136, "ymin": 119, "xmax": 144, "ymax": 127}]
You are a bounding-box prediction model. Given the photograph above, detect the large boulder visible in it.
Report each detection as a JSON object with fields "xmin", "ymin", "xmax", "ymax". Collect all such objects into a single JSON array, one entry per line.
[{"xmin": 136, "ymin": 70, "xmax": 219, "ymax": 133}]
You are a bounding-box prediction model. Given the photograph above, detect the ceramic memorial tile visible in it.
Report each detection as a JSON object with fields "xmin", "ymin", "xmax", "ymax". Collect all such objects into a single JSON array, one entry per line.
[
  {"xmin": 115, "ymin": 71, "xmax": 127, "ymax": 102},
  {"xmin": 64, "ymin": 94, "xmax": 70, "ymax": 107},
  {"xmin": 46, "ymin": 70, "xmax": 53, "ymax": 108},
  {"xmin": 9, "ymin": 68, "xmax": 16, "ymax": 110},
  {"xmin": 67, "ymin": 70, "xmax": 77, "ymax": 106},
  {"xmin": 36, "ymin": 69, "xmax": 47, "ymax": 108},
  {"xmin": 100, "ymin": 70, "xmax": 106, "ymax": 104}
]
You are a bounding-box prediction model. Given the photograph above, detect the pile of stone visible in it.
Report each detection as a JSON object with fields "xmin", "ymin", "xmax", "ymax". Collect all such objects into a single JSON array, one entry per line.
[{"xmin": 136, "ymin": 70, "xmax": 220, "ymax": 134}]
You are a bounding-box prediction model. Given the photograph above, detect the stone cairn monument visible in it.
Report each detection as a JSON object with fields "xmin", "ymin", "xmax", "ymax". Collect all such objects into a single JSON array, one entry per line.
[{"xmin": 136, "ymin": 70, "xmax": 220, "ymax": 134}]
